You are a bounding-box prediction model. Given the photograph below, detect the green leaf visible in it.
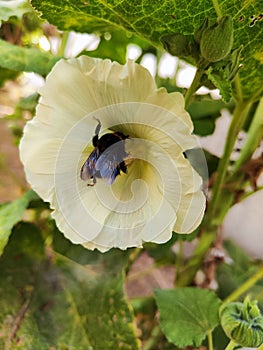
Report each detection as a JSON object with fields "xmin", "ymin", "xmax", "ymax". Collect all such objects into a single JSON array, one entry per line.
[
  {"xmin": 187, "ymin": 97, "xmax": 227, "ymax": 136},
  {"xmin": 0, "ymin": 222, "xmax": 139, "ymax": 350},
  {"xmin": 0, "ymin": 39, "xmax": 61, "ymax": 75},
  {"xmin": 207, "ymin": 65, "xmax": 232, "ymax": 102},
  {"xmin": 155, "ymin": 287, "xmax": 221, "ymax": 347},
  {"xmin": 0, "ymin": 190, "xmax": 38, "ymax": 256},
  {"xmin": 51, "ymin": 223, "xmax": 103, "ymax": 265},
  {"xmin": 0, "ymin": 0, "xmax": 31, "ymax": 25},
  {"xmin": 87, "ymin": 30, "xmax": 130, "ymax": 64},
  {"xmin": 31, "ymin": 0, "xmax": 263, "ymax": 100}
]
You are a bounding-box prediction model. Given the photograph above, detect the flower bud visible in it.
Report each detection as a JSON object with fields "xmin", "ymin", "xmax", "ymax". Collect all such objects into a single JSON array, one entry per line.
[
  {"xmin": 220, "ymin": 297, "xmax": 263, "ymax": 347},
  {"xmin": 200, "ymin": 16, "xmax": 233, "ymax": 62},
  {"xmin": 194, "ymin": 17, "xmax": 209, "ymax": 44},
  {"xmin": 161, "ymin": 33, "xmax": 193, "ymax": 57}
]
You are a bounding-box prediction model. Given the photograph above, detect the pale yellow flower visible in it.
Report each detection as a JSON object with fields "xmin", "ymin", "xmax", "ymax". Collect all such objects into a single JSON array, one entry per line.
[{"xmin": 19, "ymin": 56, "xmax": 206, "ymax": 252}]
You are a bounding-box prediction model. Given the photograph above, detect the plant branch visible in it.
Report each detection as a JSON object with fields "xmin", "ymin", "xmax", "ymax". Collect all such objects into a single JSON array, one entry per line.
[
  {"xmin": 229, "ymin": 97, "xmax": 263, "ymax": 177},
  {"xmin": 206, "ymin": 99, "xmax": 251, "ymax": 225},
  {"xmin": 225, "ymin": 339, "xmax": 237, "ymax": 350},
  {"xmin": 207, "ymin": 329, "xmax": 214, "ymax": 350},
  {"xmin": 142, "ymin": 325, "xmax": 163, "ymax": 350},
  {"xmin": 223, "ymin": 265, "xmax": 263, "ymax": 304},
  {"xmin": 184, "ymin": 68, "xmax": 204, "ymax": 108},
  {"xmin": 211, "ymin": 0, "xmax": 223, "ymax": 17},
  {"xmin": 58, "ymin": 31, "xmax": 70, "ymax": 56}
]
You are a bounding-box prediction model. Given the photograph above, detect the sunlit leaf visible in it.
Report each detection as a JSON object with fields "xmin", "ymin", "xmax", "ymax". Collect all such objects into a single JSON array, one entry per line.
[{"xmin": 31, "ymin": 0, "xmax": 263, "ymax": 100}]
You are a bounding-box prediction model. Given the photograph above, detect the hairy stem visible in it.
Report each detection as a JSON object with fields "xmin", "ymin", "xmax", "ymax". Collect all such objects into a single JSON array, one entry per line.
[
  {"xmin": 142, "ymin": 325, "xmax": 163, "ymax": 350},
  {"xmin": 229, "ymin": 97, "xmax": 263, "ymax": 176},
  {"xmin": 207, "ymin": 329, "xmax": 214, "ymax": 350},
  {"xmin": 223, "ymin": 265, "xmax": 263, "ymax": 303},
  {"xmin": 225, "ymin": 339, "xmax": 237, "ymax": 350},
  {"xmin": 184, "ymin": 68, "xmax": 204, "ymax": 108},
  {"xmin": 206, "ymin": 99, "xmax": 251, "ymax": 225},
  {"xmin": 211, "ymin": 0, "xmax": 223, "ymax": 17},
  {"xmin": 58, "ymin": 31, "xmax": 70, "ymax": 56}
]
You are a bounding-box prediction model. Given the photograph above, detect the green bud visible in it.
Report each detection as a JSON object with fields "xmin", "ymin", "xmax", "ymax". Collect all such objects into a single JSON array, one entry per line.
[
  {"xmin": 200, "ymin": 16, "xmax": 234, "ymax": 62},
  {"xmin": 220, "ymin": 297, "xmax": 263, "ymax": 347},
  {"xmin": 161, "ymin": 33, "xmax": 193, "ymax": 57},
  {"xmin": 194, "ymin": 17, "xmax": 209, "ymax": 44}
]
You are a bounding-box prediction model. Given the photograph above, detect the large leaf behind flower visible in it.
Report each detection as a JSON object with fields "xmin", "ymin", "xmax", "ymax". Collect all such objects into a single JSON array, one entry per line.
[
  {"xmin": 0, "ymin": 223, "xmax": 139, "ymax": 350},
  {"xmin": 31, "ymin": 0, "xmax": 263, "ymax": 100},
  {"xmin": 0, "ymin": 190, "xmax": 38, "ymax": 256}
]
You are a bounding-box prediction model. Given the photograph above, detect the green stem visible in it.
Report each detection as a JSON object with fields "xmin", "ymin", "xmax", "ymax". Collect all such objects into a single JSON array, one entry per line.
[
  {"xmin": 176, "ymin": 99, "xmax": 251, "ymax": 287},
  {"xmin": 225, "ymin": 339, "xmax": 237, "ymax": 350},
  {"xmin": 211, "ymin": 0, "xmax": 223, "ymax": 17},
  {"xmin": 58, "ymin": 31, "xmax": 70, "ymax": 56},
  {"xmin": 223, "ymin": 265, "xmax": 263, "ymax": 304},
  {"xmin": 233, "ymin": 75, "xmax": 243, "ymax": 102},
  {"xmin": 175, "ymin": 238, "xmax": 184, "ymax": 285},
  {"xmin": 176, "ymin": 230, "xmax": 215, "ymax": 287},
  {"xmin": 206, "ymin": 99, "xmax": 251, "ymax": 225},
  {"xmin": 142, "ymin": 326, "xmax": 163, "ymax": 350},
  {"xmin": 184, "ymin": 68, "xmax": 204, "ymax": 108},
  {"xmin": 229, "ymin": 97, "xmax": 263, "ymax": 177},
  {"xmin": 207, "ymin": 330, "xmax": 214, "ymax": 350}
]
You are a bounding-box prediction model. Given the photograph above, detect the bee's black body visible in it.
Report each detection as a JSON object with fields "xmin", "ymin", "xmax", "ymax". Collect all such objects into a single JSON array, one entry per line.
[{"xmin": 80, "ymin": 119, "xmax": 128, "ymax": 185}]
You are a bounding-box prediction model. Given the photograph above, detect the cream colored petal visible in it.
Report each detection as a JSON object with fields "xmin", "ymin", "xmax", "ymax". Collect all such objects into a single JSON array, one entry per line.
[
  {"xmin": 92, "ymin": 101, "xmax": 196, "ymax": 154},
  {"xmin": 22, "ymin": 169, "xmax": 55, "ymax": 203},
  {"xmin": 173, "ymin": 156, "xmax": 206, "ymax": 233},
  {"xmin": 70, "ymin": 57, "xmax": 156, "ymax": 103}
]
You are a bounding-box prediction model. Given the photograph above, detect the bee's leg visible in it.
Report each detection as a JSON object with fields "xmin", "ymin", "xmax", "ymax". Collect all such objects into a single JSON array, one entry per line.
[
  {"xmin": 92, "ymin": 118, "xmax": 102, "ymax": 147},
  {"xmin": 119, "ymin": 161, "xmax": 127, "ymax": 174},
  {"xmin": 87, "ymin": 176, "xmax": 96, "ymax": 186},
  {"xmin": 92, "ymin": 117, "xmax": 101, "ymax": 147}
]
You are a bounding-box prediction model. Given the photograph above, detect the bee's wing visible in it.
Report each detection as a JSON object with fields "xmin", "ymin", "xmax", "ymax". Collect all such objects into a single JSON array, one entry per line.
[
  {"xmin": 80, "ymin": 148, "xmax": 100, "ymax": 180},
  {"xmin": 96, "ymin": 142, "xmax": 127, "ymax": 184},
  {"xmin": 95, "ymin": 152, "xmax": 119, "ymax": 184}
]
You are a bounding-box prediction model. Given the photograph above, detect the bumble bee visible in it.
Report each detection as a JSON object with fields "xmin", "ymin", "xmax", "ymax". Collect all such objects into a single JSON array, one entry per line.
[{"xmin": 80, "ymin": 118, "xmax": 129, "ymax": 186}]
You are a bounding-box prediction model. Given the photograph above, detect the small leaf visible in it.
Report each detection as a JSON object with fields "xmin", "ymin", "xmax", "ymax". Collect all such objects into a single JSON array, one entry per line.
[
  {"xmin": 207, "ymin": 65, "xmax": 232, "ymax": 102},
  {"xmin": 0, "ymin": 190, "xmax": 38, "ymax": 256},
  {"xmin": 155, "ymin": 287, "xmax": 221, "ymax": 347},
  {"xmin": 0, "ymin": 39, "xmax": 61, "ymax": 75}
]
